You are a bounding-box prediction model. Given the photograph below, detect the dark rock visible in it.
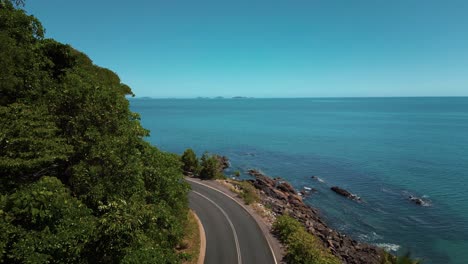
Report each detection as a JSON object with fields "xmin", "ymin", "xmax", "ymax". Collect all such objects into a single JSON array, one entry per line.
[
  {"xmin": 248, "ymin": 169, "xmax": 386, "ymax": 264},
  {"xmin": 331, "ymin": 186, "xmax": 361, "ymax": 201},
  {"xmin": 277, "ymin": 181, "xmax": 296, "ymax": 194},
  {"xmin": 409, "ymin": 195, "xmax": 428, "ymax": 206},
  {"xmin": 301, "ymin": 187, "xmax": 317, "ymax": 196},
  {"xmin": 214, "ymin": 155, "xmax": 230, "ymax": 170}
]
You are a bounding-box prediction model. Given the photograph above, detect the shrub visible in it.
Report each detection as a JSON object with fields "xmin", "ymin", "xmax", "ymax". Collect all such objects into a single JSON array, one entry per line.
[
  {"xmin": 237, "ymin": 181, "xmax": 259, "ymax": 205},
  {"xmin": 181, "ymin": 148, "xmax": 199, "ymax": 174},
  {"xmin": 199, "ymin": 152, "xmax": 224, "ymax": 179},
  {"xmin": 273, "ymin": 215, "xmax": 341, "ymax": 264}
]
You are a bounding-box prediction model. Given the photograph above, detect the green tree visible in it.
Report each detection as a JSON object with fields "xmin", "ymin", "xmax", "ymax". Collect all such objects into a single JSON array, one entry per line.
[
  {"xmin": 199, "ymin": 152, "xmax": 224, "ymax": 179},
  {"xmin": 181, "ymin": 148, "xmax": 199, "ymax": 174},
  {"xmin": 0, "ymin": 2, "xmax": 189, "ymax": 262},
  {"xmin": 0, "ymin": 103, "xmax": 72, "ymax": 191},
  {"xmin": 0, "ymin": 177, "xmax": 97, "ymax": 263}
]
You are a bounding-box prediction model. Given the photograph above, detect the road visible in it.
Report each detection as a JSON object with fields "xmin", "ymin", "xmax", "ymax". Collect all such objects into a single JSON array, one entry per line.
[{"xmin": 187, "ymin": 179, "xmax": 277, "ymax": 264}]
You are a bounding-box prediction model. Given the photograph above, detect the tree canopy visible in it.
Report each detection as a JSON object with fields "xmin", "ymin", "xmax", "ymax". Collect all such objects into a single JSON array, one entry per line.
[{"xmin": 0, "ymin": 2, "xmax": 189, "ymax": 262}]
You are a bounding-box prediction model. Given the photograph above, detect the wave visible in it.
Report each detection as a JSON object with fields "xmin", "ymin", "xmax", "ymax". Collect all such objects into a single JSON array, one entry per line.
[
  {"xmin": 311, "ymin": 176, "xmax": 325, "ymax": 183},
  {"xmin": 375, "ymin": 243, "xmax": 401, "ymax": 252},
  {"xmin": 358, "ymin": 231, "xmax": 383, "ymax": 242}
]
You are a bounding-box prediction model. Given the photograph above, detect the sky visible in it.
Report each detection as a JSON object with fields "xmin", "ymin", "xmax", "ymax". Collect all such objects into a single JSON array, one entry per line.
[{"xmin": 26, "ymin": 0, "xmax": 468, "ymax": 98}]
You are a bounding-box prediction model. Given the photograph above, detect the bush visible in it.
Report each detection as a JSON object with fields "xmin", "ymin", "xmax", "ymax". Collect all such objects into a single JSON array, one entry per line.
[
  {"xmin": 181, "ymin": 148, "xmax": 199, "ymax": 174},
  {"xmin": 237, "ymin": 181, "xmax": 259, "ymax": 205},
  {"xmin": 273, "ymin": 215, "xmax": 341, "ymax": 264},
  {"xmin": 199, "ymin": 152, "xmax": 224, "ymax": 179}
]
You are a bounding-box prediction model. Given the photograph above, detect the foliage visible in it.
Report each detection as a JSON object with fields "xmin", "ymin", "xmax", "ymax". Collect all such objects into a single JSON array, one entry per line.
[
  {"xmin": 0, "ymin": 103, "xmax": 73, "ymax": 191},
  {"xmin": 199, "ymin": 152, "xmax": 224, "ymax": 180},
  {"xmin": 176, "ymin": 211, "xmax": 201, "ymax": 264},
  {"xmin": 181, "ymin": 148, "xmax": 199, "ymax": 174},
  {"xmin": 0, "ymin": 177, "xmax": 96, "ymax": 263},
  {"xmin": 235, "ymin": 181, "xmax": 259, "ymax": 205},
  {"xmin": 273, "ymin": 215, "xmax": 341, "ymax": 264},
  {"xmin": 0, "ymin": 2, "xmax": 189, "ymax": 263}
]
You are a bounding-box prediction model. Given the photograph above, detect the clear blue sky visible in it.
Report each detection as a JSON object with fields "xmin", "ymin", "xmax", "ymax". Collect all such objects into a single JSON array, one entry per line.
[{"xmin": 26, "ymin": 0, "xmax": 468, "ymax": 98}]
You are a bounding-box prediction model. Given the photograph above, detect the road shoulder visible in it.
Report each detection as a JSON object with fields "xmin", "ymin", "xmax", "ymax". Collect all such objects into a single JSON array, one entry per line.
[{"xmin": 192, "ymin": 210, "xmax": 206, "ymax": 264}]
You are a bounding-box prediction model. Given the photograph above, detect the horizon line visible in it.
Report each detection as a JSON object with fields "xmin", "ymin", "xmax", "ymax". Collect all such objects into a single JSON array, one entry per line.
[{"xmin": 129, "ymin": 95, "xmax": 468, "ymax": 99}]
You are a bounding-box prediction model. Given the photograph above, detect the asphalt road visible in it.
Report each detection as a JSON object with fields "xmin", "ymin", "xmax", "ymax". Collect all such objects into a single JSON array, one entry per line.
[{"xmin": 187, "ymin": 179, "xmax": 277, "ymax": 264}]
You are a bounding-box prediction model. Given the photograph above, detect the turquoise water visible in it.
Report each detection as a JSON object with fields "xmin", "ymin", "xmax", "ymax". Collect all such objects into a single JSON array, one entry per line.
[{"xmin": 131, "ymin": 97, "xmax": 468, "ymax": 264}]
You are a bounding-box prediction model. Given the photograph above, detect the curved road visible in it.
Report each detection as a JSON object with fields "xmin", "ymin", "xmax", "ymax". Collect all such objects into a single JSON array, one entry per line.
[{"xmin": 187, "ymin": 179, "xmax": 276, "ymax": 264}]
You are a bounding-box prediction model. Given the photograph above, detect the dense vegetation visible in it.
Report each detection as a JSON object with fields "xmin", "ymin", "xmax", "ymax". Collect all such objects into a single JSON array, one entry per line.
[
  {"xmin": 0, "ymin": 1, "xmax": 189, "ymax": 262},
  {"xmin": 199, "ymin": 152, "xmax": 224, "ymax": 179},
  {"xmin": 180, "ymin": 149, "xmax": 199, "ymax": 175},
  {"xmin": 180, "ymin": 150, "xmax": 224, "ymax": 180},
  {"xmin": 273, "ymin": 215, "xmax": 341, "ymax": 264}
]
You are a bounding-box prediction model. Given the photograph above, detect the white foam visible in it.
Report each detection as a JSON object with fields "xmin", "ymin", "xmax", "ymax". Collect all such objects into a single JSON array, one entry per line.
[
  {"xmin": 312, "ymin": 176, "xmax": 325, "ymax": 183},
  {"xmin": 376, "ymin": 243, "xmax": 401, "ymax": 252},
  {"xmin": 358, "ymin": 231, "xmax": 382, "ymax": 242}
]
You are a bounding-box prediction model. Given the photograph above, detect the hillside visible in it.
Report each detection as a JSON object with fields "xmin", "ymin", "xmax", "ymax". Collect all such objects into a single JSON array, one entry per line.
[{"xmin": 0, "ymin": 1, "xmax": 189, "ymax": 263}]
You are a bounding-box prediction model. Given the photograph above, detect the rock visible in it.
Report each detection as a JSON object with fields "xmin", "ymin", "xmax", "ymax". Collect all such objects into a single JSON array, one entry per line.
[
  {"xmin": 301, "ymin": 187, "xmax": 318, "ymax": 197},
  {"xmin": 277, "ymin": 181, "xmax": 296, "ymax": 194},
  {"xmin": 247, "ymin": 169, "xmax": 264, "ymax": 178},
  {"xmin": 409, "ymin": 195, "xmax": 428, "ymax": 206},
  {"xmin": 247, "ymin": 169, "xmax": 385, "ymax": 264},
  {"xmin": 331, "ymin": 186, "xmax": 361, "ymax": 201},
  {"xmin": 214, "ymin": 155, "xmax": 230, "ymax": 170},
  {"xmin": 311, "ymin": 176, "xmax": 325, "ymax": 183}
]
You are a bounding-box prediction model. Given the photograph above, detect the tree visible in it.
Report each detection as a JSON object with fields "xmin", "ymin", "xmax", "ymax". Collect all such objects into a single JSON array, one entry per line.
[
  {"xmin": 181, "ymin": 148, "xmax": 199, "ymax": 174},
  {"xmin": 0, "ymin": 177, "xmax": 96, "ymax": 263},
  {"xmin": 199, "ymin": 152, "xmax": 224, "ymax": 180},
  {"xmin": 0, "ymin": 103, "xmax": 72, "ymax": 191},
  {"xmin": 0, "ymin": 3, "xmax": 189, "ymax": 262}
]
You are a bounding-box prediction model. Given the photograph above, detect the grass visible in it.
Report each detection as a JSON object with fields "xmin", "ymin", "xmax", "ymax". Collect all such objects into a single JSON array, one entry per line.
[
  {"xmin": 177, "ymin": 210, "xmax": 201, "ymax": 264},
  {"xmin": 227, "ymin": 179, "xmax": 259, "ymax": 205}
]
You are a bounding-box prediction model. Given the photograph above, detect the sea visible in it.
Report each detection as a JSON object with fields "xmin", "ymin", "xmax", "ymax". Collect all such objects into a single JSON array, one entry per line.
[{"xmin": 130, "ymin": 97, "xmax": 468, "ymax": 264}]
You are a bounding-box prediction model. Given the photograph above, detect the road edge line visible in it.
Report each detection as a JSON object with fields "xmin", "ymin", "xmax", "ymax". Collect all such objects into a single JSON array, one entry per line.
[
  {"xmin": 187, "ymin": 178, "xmax": 279, "ymax": 264},
  {"xmin": 191, "ymin": 210, "xmax": 206, "ymax": 264}
]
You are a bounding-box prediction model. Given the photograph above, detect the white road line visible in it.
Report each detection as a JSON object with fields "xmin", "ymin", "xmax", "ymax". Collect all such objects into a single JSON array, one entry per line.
[
  {"xmin": 187, "ymin": 178, "xmax": 278, "ymax": 264},
  {"xmin": 192, "ymin": 190, "xmax": 242, "ymax": 264}
]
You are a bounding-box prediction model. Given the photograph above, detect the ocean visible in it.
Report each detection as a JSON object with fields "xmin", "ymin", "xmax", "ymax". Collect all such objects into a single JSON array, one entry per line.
[{"xmin": 130, "ymin": 97, "xmax": 468, "ymax": 264}]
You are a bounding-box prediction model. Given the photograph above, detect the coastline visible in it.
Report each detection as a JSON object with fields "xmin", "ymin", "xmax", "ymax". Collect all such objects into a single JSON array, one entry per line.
[{"xmin": 225, "ymin": 169, "xmax": 389, "ymax": 264}]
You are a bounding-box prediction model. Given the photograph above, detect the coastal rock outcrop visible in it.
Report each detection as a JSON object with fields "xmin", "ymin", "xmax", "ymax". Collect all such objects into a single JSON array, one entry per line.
[
  {"xmin": 409, "ymin": 195, "xmax": 429, "ymax": 206},
  {"xmin": 215, "ymin": 155, "xmax": 230, "ymax": 170},
  {"xmin": 248, "ymin": 169, "xmax": 385, "ymax": 264},
  {"xmin": 331, "ymin": 186, "xmax": 361, "ymax": 201}
]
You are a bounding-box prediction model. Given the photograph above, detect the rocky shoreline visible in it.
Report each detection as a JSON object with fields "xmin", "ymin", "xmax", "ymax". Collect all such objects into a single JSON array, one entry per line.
[{"xmin": 246, "ymin": 169, "xmax": 388, "ymax": 264}]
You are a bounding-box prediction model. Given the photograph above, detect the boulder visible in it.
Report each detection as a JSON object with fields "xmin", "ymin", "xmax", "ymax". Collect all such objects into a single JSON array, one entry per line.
[
  {"xmin": 246, "ymin": 170, "xmax": 385, "ymax": 263},
  {"xmin": 215, "ymin": 155, "xmax": 230, "ymax": 170},
  {"xmin": 277, "ymin": 181, "xmax": 296, "ymax": 194},
  {"xmin": 331, "ymin": 186, "xmax": 361, "ymax": 201},
  {"xmin": 409, "ymin": 195, "xmax": 428, "ymax": 206}
]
